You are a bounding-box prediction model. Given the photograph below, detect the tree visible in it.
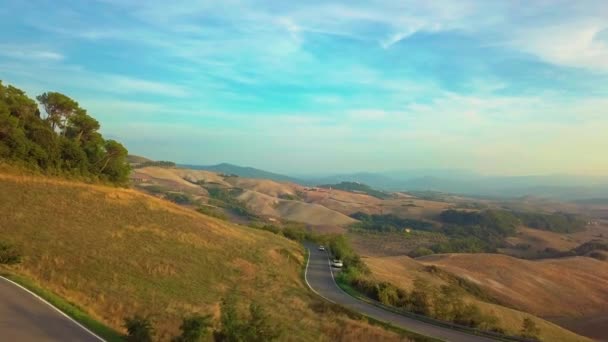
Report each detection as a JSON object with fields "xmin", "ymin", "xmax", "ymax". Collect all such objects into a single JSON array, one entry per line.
[
  {"xmin": 99, "ymin": 139, "xmax": 130, "ymax": 184},
  {"xmin": 65, "ymin": 109, "xmax": 100, "ymax": 144},
  {"xmin": 172, "ymin": 315, "xmax": 212, "ymax": 342},
  {"xmin": 1, "ymin": 81, "xmax": 131, "ymax": 185},
  {"xmin": 520, "ymin": 317, "xmax": 540, "ymax": 340},
  {"xmin": 36, "ymin": 92, "xmax": 79, "ymax": 133},
  {"xmin": 123, "ymin": 315, "xmax": 154, "ymax": 342}
]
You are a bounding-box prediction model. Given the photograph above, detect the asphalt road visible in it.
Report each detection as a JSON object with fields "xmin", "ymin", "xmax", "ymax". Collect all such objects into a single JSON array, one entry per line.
[
  {"xmin": 304, "ymin": 243, "xmax": 496, "ymax": 342},
  {"xmin": 0, "ymin": 277, "xmax": 102, "ymax": 342}
]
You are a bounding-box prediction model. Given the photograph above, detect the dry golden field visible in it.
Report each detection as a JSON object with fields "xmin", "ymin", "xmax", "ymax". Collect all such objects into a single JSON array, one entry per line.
[{"xmin": 365, "ymin": 254, "xmax": 593, "ymax": 342}]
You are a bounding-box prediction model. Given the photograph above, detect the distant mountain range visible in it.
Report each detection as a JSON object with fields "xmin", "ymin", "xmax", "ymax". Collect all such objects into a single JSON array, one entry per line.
[{"xmin": 174, "ymin": 160, "xmax": 608, "ymax": 201}]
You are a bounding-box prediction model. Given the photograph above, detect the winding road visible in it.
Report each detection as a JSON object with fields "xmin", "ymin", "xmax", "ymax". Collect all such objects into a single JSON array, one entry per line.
[
  {"xmin": 304, "ymin": 243, "xmax": 497, "ymax": 342},
  {"xmin": 0, "ymin": 277, "xmax": 103, "ymax": 342}
]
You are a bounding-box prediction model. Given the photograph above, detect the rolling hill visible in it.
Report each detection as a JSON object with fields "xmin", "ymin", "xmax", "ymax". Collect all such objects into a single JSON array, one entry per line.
[
  {"xmin": 0, "ymin": 170, "xmax": 408, "ymax": 341},
  {"xmin": 181, "ymin": 163, "xmax": 302, "ymax": 184},
  {"xmin": 364, "ymin": 254, "xmax": 593, "ymax": 342},
  {"xmin": 418, "ymin": 253, "xmax": 608, "ymax": 318}
]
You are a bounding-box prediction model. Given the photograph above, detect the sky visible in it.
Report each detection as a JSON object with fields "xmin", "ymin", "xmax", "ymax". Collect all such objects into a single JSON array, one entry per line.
[{"xmin": 1, "ymin": 0, "xmax": 607, "ymax": 175}]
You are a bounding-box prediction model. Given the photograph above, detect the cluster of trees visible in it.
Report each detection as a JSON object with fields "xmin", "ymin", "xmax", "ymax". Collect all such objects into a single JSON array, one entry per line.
[
  {"xmin": 350, "ymin": 212, "xmax": 435, "ymax": 233},
  {"xmin": 431, "ymin": 210, "xmax": 521, "ymax": 253},
  {"xmin": 123, "ymin": 296, "xmax": 281, "ymax": 342},
  {"xmin": 535, "ymin": 239, "xmax": 608, "ymax": 260},
  {"xmin": 514, "ymin": 211, "xmax": 585, "ymax": 233},
  {"xmin": 206, "ymin": 187, "xmax": 257, "ymax": 219},
  {"xmin": 318, "ymin": 182, "xmax": 391, "ymax": 199},
  {"xmin": 0, "ymin": 81, "xmax": 130, "ymax": 184}
]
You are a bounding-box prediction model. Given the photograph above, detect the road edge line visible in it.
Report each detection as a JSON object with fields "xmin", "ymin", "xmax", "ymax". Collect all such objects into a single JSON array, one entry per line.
[
  {"xmin": 0, "ymin": 275, "xmax": 106, "ymax": 342},
  {"xmin": 303, "ymin": 247, "xmax": 338, "ymax": 305}
]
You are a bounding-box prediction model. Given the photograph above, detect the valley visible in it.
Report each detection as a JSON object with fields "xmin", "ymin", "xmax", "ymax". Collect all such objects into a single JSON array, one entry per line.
[{"xmin": 127, "ymin": 160, "xmax": 608, "ymax": 341}]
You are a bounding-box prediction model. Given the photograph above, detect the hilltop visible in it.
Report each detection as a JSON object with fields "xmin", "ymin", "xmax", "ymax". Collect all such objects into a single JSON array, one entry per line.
[
  {"xmin": 181, "ymin": 162, "xmax": 302, "ymax": 184},
  {"xmin": 0, "ymin": 170, "xmax": 408, "ymax": 341}
]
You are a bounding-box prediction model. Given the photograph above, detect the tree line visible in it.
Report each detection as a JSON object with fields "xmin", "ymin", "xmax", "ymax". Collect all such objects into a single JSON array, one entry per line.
[{"xmin": 0, "ymin": 81, "xmax": 130, "ymax": 184}]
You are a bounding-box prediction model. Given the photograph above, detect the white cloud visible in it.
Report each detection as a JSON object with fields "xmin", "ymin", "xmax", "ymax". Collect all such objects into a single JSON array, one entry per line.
[
  {"xmin": 0, "ymin": 44, "xmax": 64, "ymax": 61},
  {"xmin": 106, "ymin": 75, "xmax": 189, "ymax": 97},
  {"xmin": 508, "ymin": 21, "xmax": 608, "ymax": 72}
]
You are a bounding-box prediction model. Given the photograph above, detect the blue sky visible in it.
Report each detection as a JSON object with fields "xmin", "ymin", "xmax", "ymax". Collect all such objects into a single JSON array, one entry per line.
[{"xmin": 1, "ymin": 1, "xmax": 607, "ymax": 175}]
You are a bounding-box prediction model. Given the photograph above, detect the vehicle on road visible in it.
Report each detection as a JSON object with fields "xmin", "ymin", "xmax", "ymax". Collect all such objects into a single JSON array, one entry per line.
[
  {"xmin": 318, "ymin": 245, "xmax": 325, "ymax": 251},
  {"xmin": 331, "ymin": 259, "xmax": 343, "ymax": 268}
]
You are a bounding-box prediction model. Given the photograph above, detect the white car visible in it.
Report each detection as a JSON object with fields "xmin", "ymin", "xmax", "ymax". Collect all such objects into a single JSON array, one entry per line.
[
  {"xmin": 331, "ymin": 259, "xmax": 343, "ymax": 268},
  {"xmin": 318, "ymin": 245, "xmax": 326, "ymax": 251}
]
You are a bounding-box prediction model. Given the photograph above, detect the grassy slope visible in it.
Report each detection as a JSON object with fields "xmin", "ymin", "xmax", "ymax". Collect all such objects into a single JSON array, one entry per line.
[
  {"xmin": 419, "ymin": 253, "xmax": 608, "ymax": 317},
  {"xmin": 0, "ymin": 171, "xmax": 410, "ymax": 341},
  {"xmin": 365, "ymin": 255, "xmax": 592, "ymax": 342}
]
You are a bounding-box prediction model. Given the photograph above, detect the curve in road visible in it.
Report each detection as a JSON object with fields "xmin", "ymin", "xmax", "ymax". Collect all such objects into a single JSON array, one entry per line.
[
  {"xmin": 304, "ymin": 243, "xmax": 497, "ymax": 342},
  {"xmin": 0, "ymin": 276, "xmax": 104, "ymax": 342}
]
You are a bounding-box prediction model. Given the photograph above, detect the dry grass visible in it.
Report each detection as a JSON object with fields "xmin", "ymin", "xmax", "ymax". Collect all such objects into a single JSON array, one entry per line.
[
  {"xmin": 364, "ymin": 254, "xmax": 593, "ymax": 342},
  {"xmin": 419, "ymin": 253, "xmax": 608, "ymax": 318},
  {"xmin": 236, "ymin": 189, "xmax": 357, "ymax": 226},
  {"xmin": 0, "ymin": 172, "xmax": 407, "ymax": 341},
  {"xmin": 500, "ymin": 227, "xmax": 581, "ymax": 258},
  {"xmin": 227, "ymin": 177, "xmax": 300, "ymax": 197}
]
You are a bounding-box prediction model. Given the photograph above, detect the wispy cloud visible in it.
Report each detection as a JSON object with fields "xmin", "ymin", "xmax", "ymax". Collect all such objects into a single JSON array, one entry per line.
[
  {"xmin": 0, "ymin": 44, "xmax": 64, "ymax": 61},
  {"xmin": 2, "ymin": 0, "xmax": 608, "ymax": 173}
]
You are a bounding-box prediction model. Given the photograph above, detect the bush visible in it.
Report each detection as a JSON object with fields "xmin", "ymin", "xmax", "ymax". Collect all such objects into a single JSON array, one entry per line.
[
  {"xmin": 0, "ymin": 242, "xmax": 21, "ymax": 264},
  {"xmin": 589, "ymin": 251, "xmax": 607, "ymax": 261},
  {"xmin": 165, "ymin": 192, "xmax": 194, "ymax": 205},
  {"xmin": 214, "ymin": 294, "xmax": 281, "ymax": 342},
  {"xmin": 123, "ymin": 315, "xmax": 154, "ymax": 342},
  {"xmin": 408, "ymin": 278, "xmax": 435, "ymax": 316},
  {"xmin": 196, "ymin": 206, "xmax": 227, "ymax": 220},
  {"xmin": 520, "ymin": 317, "xmax": 540, "ymax": 340},
  {"xmin": 408, "ymin": 247, "xmax": 434, "ymax": 258},
  {"xmin": 172, "ymin": 315, "xmax": 212, "ymax": 342}
]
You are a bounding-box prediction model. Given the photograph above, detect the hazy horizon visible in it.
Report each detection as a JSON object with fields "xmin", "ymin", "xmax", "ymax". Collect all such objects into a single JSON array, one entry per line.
[{"xmin": 2, "ymin": 1, "xmax": 607, "ymax": 176}]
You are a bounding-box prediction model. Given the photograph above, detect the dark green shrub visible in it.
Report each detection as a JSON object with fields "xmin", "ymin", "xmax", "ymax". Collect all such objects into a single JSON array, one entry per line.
[
  {"xmin": 123, "ymin": 315, "xmax": 154, "ymax": 342},
  {"xmin": 172, "ymin": 315, "xmax": 212, "ymax": 342},
  {"xmin": 0, "ymin": 242, "xmax": 21, "ymax": 264}
]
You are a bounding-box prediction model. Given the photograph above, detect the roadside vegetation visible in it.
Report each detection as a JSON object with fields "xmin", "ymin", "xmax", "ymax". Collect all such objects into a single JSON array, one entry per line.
[
  {"xmin": 330, "ymin": 237, "xmax": 503, "ymax": 332},
  {"xmin": 0, "ymin": 81, "xmax": 130, "ymax": 185},
  {"xmin": 323, "ymin": 235, "xmax": 569, "ymax": 341},
  {"xmin": 124, "ymin": 292, "xmax": 280, "ymax": 342}
]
